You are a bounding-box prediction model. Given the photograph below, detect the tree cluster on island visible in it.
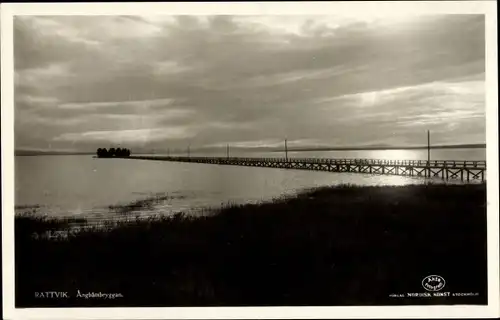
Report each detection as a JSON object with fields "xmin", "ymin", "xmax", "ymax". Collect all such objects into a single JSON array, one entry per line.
[{"xmin": 96, "ymin": 148, "xmax": 131, "ymax": 158}]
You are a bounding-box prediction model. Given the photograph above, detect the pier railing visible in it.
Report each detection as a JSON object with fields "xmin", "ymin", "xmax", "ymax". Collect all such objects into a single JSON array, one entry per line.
[
  {"xmin": 119, "ymin": 156, "xmax": 486, "ymax": 182},
  {"xmin": 129, "ymin": 156, "xmax": 486, "ymax": 168}
]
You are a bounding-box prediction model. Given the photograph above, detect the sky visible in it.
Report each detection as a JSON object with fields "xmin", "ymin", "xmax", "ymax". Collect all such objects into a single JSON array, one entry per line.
[{"xmin": 14, "ymin": 14, "xmax": 486, "ymax": 153}]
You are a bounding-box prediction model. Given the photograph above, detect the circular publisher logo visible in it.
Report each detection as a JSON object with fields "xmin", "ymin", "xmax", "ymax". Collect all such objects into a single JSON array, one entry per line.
[{"xmin": 422, "ymin": 275, "xmax": 446, "ymax": 292}]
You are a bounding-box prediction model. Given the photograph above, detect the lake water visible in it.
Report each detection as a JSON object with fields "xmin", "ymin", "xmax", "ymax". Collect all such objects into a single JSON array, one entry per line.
[{"xmin": 15, "ymin": 148, "xmax": 486, "ymax": 221}]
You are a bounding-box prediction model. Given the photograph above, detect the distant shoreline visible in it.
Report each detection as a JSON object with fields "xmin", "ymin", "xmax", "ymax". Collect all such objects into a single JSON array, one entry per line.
[
  {"xmin": 14, "ymin": 143, "xmax": 486, "ymax": 156},
  {"xmin": 272, "ymin": 143, "xmax": 487, "ymax": 152}
]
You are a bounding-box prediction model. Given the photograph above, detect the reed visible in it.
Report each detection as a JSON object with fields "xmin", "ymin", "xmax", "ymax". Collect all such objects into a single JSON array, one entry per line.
[{"xmin": 15, "ymin": 183, "xmax": 487, "ymax": 307}]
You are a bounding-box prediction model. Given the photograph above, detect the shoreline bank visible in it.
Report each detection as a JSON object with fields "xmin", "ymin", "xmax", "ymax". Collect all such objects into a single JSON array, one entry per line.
[{"xmin": 15, "ymin": 183, "xmax": 487, "ymax": 307}]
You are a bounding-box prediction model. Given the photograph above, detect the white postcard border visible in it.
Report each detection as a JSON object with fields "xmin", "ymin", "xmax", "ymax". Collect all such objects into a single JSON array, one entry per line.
[{"xmin": 2, "ymin": 1, "xmax": 498, "ymax": 319}]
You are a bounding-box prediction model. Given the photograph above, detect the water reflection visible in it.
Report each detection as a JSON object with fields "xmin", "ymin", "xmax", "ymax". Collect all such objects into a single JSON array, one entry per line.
[
  {"xmin": 153, "ymin": 148, "xmax": 486, "ymax": 161},
  {"xmin": 366, "ymin": 149, "xmax": 419, "ymax": 160},
  {"xmin": 15, "ymin": 148, "xmax": 484, "ymax": 219}
]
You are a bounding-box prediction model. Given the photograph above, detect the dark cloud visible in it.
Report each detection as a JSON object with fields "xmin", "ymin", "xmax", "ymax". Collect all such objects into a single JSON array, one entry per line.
[{"xmin": 14, "ymin": 15, "xmax": 485, "ymax": 152}]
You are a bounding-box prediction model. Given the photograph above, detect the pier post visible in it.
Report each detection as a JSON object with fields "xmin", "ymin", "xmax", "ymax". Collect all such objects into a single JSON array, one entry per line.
[
  {"xmin": 285, "ymin": 139, "xmax": 288, "ymax": 162},
  {"xmin": 427, "ymin": 130, "xmax": 431, "ymax": 177}
]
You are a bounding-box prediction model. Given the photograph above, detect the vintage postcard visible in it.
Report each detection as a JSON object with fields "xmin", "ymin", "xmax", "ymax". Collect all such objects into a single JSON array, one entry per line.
[{"xmin": 1, "ymin": 1, "xmax": 498, "ymax": 319}]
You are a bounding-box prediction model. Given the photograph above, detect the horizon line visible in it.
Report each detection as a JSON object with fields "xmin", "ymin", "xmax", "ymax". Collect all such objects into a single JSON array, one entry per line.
[{"xmin": 15, "ymin": 142, "xmax": 486, "ymax": 155}]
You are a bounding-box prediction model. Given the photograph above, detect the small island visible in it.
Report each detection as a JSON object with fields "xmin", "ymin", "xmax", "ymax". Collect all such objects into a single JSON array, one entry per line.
[{"xmin": 96, "ymin": 147, "xmax": 131, "ymax": 158}]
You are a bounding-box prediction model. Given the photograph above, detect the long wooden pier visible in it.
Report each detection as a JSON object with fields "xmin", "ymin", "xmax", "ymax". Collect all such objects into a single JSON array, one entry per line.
[{"xmin": 117, "ymin": 156, "xmax": 486, "ymax": 182}]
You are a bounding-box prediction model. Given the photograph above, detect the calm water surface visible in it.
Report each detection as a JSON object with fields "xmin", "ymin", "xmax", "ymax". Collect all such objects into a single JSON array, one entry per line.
[{"xmin": 15, "ymin": 148, "xmax": 485, "ymax": 220}]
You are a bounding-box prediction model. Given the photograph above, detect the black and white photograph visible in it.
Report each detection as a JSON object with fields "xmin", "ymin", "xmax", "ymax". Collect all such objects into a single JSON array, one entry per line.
[{"xmin": 1, "ymin": 1, "xmax": 499, "ymax": 319}]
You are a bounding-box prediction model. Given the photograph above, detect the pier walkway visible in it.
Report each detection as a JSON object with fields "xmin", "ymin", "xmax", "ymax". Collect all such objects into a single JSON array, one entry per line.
[{"xmin": 120, "ymin": 156, "xmax": 486, "ymax": 182}]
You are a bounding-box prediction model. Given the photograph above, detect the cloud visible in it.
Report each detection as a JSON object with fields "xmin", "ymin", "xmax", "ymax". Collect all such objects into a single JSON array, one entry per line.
[
  {"xmin": 57, "ymin": 98, "xmax": 174, "ymax": 109},
  {"xmin": 206, "ymin": 139, "xmax": 285, "ymax": 149},
  {"xmin": 53, "ymin": 127, "xmax": 195, "ymax": 144},
  {"xmin": 14, "ymin": 14, "xmax": 485, "ymax": 152},
  {"xmin": 15, "ymin": 94, "xmax": 60, "ymax": 107}
]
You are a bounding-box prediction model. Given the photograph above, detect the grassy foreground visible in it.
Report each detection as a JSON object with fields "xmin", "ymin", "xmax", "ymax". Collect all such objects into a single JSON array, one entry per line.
[{"xmin": 15, "ymin": 183, "xmax": 487, "ymax": 307}]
